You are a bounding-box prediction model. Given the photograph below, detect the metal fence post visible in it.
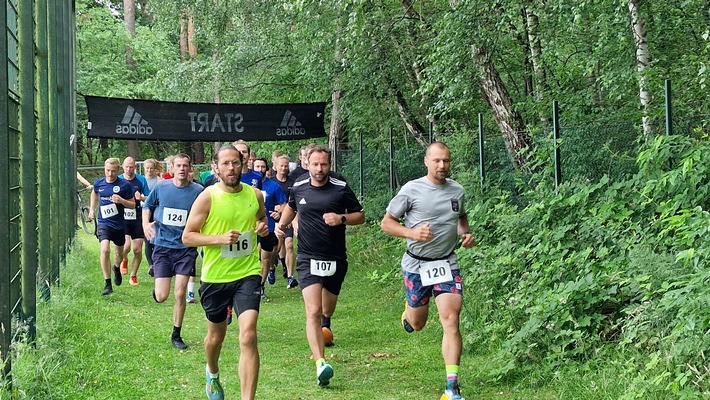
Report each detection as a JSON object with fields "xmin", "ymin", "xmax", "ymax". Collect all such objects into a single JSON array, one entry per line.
[
  {"xmin": 665, "ymin": 79, "xmax": 673, "ymax": 136},
  {"xmin": 478, "ymin": 113, "xmax": 485, "ymax": 192},
  {"xmin": 359, "ymin": 131, "xmax": 364, "ymax": 201},
  {"xmin": 389, "ymin": 127, "xmax": 395, "ymax": 191},
  {"xmin": 429, "ymin": 121, "xmax": 433, "ymax": 143},
  {"xmin": 553, "ymin": 101, "xmax": 562, "ymax": 189}
]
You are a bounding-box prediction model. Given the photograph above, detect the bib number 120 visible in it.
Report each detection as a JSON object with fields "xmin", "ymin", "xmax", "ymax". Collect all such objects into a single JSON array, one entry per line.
[{"xmin": 420, "ymin": 260, "xmax": 453, "ymax": 286}]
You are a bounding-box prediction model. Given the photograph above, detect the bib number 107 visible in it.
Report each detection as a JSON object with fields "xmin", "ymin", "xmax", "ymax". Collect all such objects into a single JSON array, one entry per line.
[{"xmin": 310, "ymin": 259, "xmax": 337, "ymax": 277}]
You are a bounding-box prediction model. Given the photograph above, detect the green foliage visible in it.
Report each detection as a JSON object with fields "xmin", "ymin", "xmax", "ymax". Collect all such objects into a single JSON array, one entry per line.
[{"xmin": 459, "ymin": 135, "xmax": 710, "ymax": 397}]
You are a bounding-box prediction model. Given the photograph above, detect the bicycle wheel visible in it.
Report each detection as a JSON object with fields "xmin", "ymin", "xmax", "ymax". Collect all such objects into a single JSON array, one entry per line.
[{"xmin": 80, "ymin": 205, "xmax": 95, "ymax": 235}]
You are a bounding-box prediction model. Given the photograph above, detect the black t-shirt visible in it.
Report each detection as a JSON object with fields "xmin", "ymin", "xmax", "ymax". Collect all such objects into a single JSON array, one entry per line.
[
  {"xmin": 274, "ymin": 175, "xmax": 295, "ymax": 197},
  {"xmin": 288, "ymin": 176, "xmax": 363, "ymax": 259},
  {"xmin": 288, "ymin": 165, "xmax": 308, "ymax": 181},
  {"xmin": 290, "ymin": 170, "xmax": 347, "ymax": 183}
]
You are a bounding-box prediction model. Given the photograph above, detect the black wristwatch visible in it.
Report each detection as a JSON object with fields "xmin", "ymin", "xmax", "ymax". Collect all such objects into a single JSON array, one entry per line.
[{"xmin": 340, "ymin": 214, "xmax": 346, "ymax": 224}]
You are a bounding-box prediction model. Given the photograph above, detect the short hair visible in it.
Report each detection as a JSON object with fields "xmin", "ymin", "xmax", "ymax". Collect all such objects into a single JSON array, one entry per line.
[
  {"xmin": 105, "ymin": 157, "xmax": 120, "ymax": 166},
  {"xmin": 164, "ymin": 155, "xmax": 175, "ymax": 166},
  {"xmin": 306, "ymin": 144, "xmax": 331, "ymax": 163},
  {"xmin": 213, "ymin": 145, "xmax": 243, "ymax": 164},
  {"xmin": 271, "ymin": 150, "xmax": 283, "ymax": 159},
  {"xmin": 253, "ymin": 157, "xmax": 268, "ymax": 167},
  {"xmin": 425, "ymin": 141, "xmax": 450, "ymax": 156},
  {"xmin": 173, "ymin": 153, "xmax": 192, "ymax": 166},
  {"xmin": 232, "ymin": 139, "xmax": 250, "ymax": 154},
  {"xmin": 276, "ymin": 155, "xmax": 290, "ymax": 163}
]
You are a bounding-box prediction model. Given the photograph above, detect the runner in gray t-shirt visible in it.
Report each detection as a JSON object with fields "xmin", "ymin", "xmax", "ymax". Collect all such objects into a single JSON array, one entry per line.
[{"xmin": 380, "ymin": 142, "xmax": 475, "ymax": 400}]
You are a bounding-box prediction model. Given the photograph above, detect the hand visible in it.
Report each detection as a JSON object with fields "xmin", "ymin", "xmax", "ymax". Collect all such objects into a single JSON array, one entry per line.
[
  {"xmin": 255, "ymin": 221, "xmax": 269, "ymax": 237},
  {"xmin": 134, "ymin": 191, "xmax": 142, "ymax": 201},
  {"xmin": 143, "ymin": 222, "xmax": 155, "ymax": 241},
  {"xmin": 275, "ymin": 223, "xmax": 285, "ymax": 239},
  {"xmin": 269, "ymin": 210, "xmax": 281, "ymax": 220},
  {"xmin": 409, "ymin": 223, "xmax": 433, "ymax": 242},
  {"xmin": 219, "ymin": 230, "xmax": 241, "ymax": 245},
  {"xmin": 460, "ymin": 233, "xmax": 476, "ymax": 249},
  {"xmin": 110, "ymin": 194, "xmax": 122, "ymax": 203},
  {"xmin": 322, "ymin": 212, "xmax": 342, "ymax": 227},
  {"xmin": 88, "ymin": 210, "xmax": 94, "ymax": 221}
]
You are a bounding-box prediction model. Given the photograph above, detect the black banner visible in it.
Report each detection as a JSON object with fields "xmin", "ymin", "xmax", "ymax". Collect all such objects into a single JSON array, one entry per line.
[{"xmin": 85, "ymin": 95, "xmax": 326, "ymax": 142}]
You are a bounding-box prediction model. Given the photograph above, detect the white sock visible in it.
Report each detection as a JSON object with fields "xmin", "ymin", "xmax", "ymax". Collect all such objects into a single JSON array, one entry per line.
[
  {"xmin": 188, "ymin": 281, "xmax": 195, "ymax": 293},
  {"xmin": 206, "ymin": 364, "xmax": 218, "ymax": 378}
]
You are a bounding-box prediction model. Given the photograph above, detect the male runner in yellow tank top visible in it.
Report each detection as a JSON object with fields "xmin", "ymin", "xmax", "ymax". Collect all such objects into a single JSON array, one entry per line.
[{"xmin": 183, "ymin": 145, "xmax": 269, "ymax": 400}]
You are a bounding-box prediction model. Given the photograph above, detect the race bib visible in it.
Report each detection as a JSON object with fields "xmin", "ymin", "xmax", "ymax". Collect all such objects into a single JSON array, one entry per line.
[
  {"xmin": 221, "ymin": 231, "xmax": 253, "ymax": 258},
  {"xmin": 420, "ymin": 260, "xmax": 453, "ymax": 286},
  {"xmin": 310, "ymin": 259, "xmax": 337, "ymax": 277},
  {"xmin": 100, "ymin": 203, "xmax": 118, "ymax": 219},
  {"xmin": 162, "ymin": 207, "xmax": 187, "ymax": 227},
  {"xmin": 124, "ymin": 208, "xmax": 137, "ymax": 220}
]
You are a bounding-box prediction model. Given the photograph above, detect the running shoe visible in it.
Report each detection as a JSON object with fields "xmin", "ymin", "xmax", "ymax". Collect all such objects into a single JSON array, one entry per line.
[
  {"xmin": 205, "ymin": 368, "xmax": 224, "ymax": 400},
  {"xmin": 112, "ymin": 265, "xmax": 123, "ymax": 286},
  {"xmin": 441, "ymin": 382, "xmax": 465, "ymax": 400},
  {"xmin": 129, "ymin": 276, "xmax": 139, "ymax": 286},
  {"xmin": 226, "ymin": 306, "xmax": 233, "ymax": 325},
  {"xmin": 316, "ymin": 361, "xmax": 334, "ymax": 386},
  {"xmin": 120, "ymin": 259, "xmax": 128, "ymax": 275},
  {"xmin": 187, "ymin": 291, "xmax": 196, "ymax": 303},
  {"xmin": 148, "ymin": 266, "xmax": 154, "ymax": 277},
  {"xmin": 171, "ymin": 336, "xmax": 188, "ymax": 350},
  {"xmin": 322, "ymin": 326, "xmax": 334, "ymax": 347},
  {"xmin": 101, "ymin": 285, "xmax": 113, "ymax": 296},
  {"xmin": 267, "ymin": 269, "xmax": 275, "ymax": 285},
  {"xmin": 402, "ymin": 302, "xmax": 414, "ymax": 333},
  {"xmin": 287, "ymin": 276, "xmax": 299, "ymax": 289}
]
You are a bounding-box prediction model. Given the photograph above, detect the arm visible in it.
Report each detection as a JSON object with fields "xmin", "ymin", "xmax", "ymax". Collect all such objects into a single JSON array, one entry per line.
[
  {"xmin": 380, "ymin": 212, "xmax": 433, "ymax": 242},
  {"xmin": 275, "ymin": 204, "xmax": 296, "ymax": 237},
  {"xmin": 457, "ymin": 214, "xmax": 475, "ymax": 249},
  {"xmin": 77, "ymin": 172, "xmax": 92, "ymax": 188},
  {"xmin": 323, "ymin": 210, "xmax": 365, "ymax": 226},
  {"xmin": 88, "ymin": 188, "xmax": 98, "ymax": 220},
  {"xmin": 142, "ymin": 208, "xmax": 155, "ymax": 241},
  {"xmin": 253, "ymin": 187, "xmax": 269, "ymax": 237}
]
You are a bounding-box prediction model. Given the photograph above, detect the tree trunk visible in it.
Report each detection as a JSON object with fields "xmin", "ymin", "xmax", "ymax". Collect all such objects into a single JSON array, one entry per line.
[
  {"xmin": 628, "ymin": 0, "xmax": 653, "ymax": 139},
  {"xmin": 187, "ymin": 13, "xmax": 204, "ymax": 163},
  {"xmin": 124, "ymin": 0, "xmax": 139, "ymax": 159},
  {"xmin": 473, "ymin": 45, "xmax": 533, "ymax": 173},
  {"xmin": 179, "ymin": 13, "xmax": 188, "ymax": 61},
  {"xmin": 329, "ymin": 89, "xmax": 346, "ymax": 151}
]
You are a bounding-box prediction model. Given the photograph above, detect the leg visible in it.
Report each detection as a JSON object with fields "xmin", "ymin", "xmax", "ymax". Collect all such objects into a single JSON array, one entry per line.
[
  {"xmin": 113, "ymin": 242, "xmax": 126, "ymax": 269},
  {"xmin": 236, "ymin": 309, "xmax": 260, "ymax": 400},
  {"xmin": 321, "ymin": 289, "xmax": 339, "ymax": 320},
  {"xmin": 154, "ymin": 277, "xmax": 172, "ymax": 302},
  {"xmin": 204, "ymin": 320, "xmax": 227, "ymax": 375},
  {"xmin": 121, "ymin": 235, "xmax": 131, "ymax": 265},
  {"xmin": 301, "ymin": 283, "xmax": 326, "ymax": 359},
  {"xmin": 285, "ymin": 237, "xmax": 295, "ymax": 278},
  {"xmin": 99, "ymin": 240, "xmax": 112, "ymax": 279},
  {"xmin": 435, "ymin": 293, "xmax": 463, "ymax": 365},
  {"xmin": 130, "ymin": 238, "xmax": 144, "ymax": 277},
  {"xmin": 173, "ymin": 274, "xmax": 190, "ymax": 327}
]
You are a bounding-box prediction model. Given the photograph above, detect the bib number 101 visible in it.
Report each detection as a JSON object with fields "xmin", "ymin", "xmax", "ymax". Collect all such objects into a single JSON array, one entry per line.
[{"xmin": 310, "ymin": 259, "xmax": 337, "ymax": 277}]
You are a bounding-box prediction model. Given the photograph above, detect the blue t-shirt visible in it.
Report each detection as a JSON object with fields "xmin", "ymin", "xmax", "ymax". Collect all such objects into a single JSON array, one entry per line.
[
  {"xmin": 143, "ymin": 180, "xmax": 204, "ymax": 249},
  {"xmin": 261, "ymin": 178, "xmax": 288, "ymax": 232},
  {"xmin": 92, "ymin": 177, "xmax": 135, "ymax": 231},
  {"xmin": 119, "ymin": 173, "xmax": 149, "ymax": 221},
  {"xmin": 241, "ymin": 169, "xmax": 263, "ymax": 190}
]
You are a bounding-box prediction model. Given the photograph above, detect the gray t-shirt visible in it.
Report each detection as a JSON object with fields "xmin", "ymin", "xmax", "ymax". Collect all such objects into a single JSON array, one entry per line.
[{"xmin": 386, "ymin": 176, "xmax": 466, "ymax": 272}]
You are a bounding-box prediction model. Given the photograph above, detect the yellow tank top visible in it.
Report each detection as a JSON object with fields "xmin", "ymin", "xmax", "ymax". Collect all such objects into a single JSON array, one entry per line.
[{"xmin": 201, "ymin": 184, "xmax": 261, "ymax": 283}]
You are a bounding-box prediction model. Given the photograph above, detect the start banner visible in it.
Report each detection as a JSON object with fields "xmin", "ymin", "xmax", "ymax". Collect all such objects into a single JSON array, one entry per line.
[{"xmin": 85, "ymin": 95, "xmax": 327, "ymax": 142}]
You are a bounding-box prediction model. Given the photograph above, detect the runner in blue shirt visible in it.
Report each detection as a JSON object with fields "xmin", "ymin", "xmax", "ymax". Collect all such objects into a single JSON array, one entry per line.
[
  {"xmin": 89, "ymin": 157, "xmax": 136, "ymax": 296},
  {"xmin": 143, "ymin": 153, "xmax": 204, "ymax": 349},
  {"xmin": 118, "ymin": 156, "xmax": 149, "ymax": 285},
  {"xmin": 253, "ymin": 157, "xmax": 288, "ymax": 297}
]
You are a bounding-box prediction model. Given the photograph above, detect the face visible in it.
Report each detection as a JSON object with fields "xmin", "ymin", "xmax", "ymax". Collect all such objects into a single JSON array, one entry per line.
[
  {"xmin": 217, "ymin": 149, "xmax": 243, "ymax": 187},
  {"xmin": 172, "ymin": 156, "xmax": 191, "ymax": 182},
  {"xmin": 104, "ymin": 162, "xmax": 119, "ymax": 181},
  {"xmin": 235, "ymin": 144, "xmax": 249, "ymax": 168},
  {"xmin": 248, "ymin": 153, "xmax": 256, "ymax": 170},
  {"xmin": 424, "ymin": 145, "xmax": 451, "ymax": 184},
  {"xmin": 144, "ymin": 162, "xmax": 157, "ymax": 178},
  {"xmin": 300, "ymin": 149, "xmax": 309, "ymax": 168},
  {"xmin": 276, "ymin": 158, "xmax": 290, "ymax": 176},
  {"xmin": 122, "ymin": 157, "xmax": 136, "ymax": 178},
  {"xmin": 307, "ymin": 151, "xmax": 330, "ymax": 184},
  {"xmin": 253, "ymin": 160, "xmax": 268, "ymax": 177}
]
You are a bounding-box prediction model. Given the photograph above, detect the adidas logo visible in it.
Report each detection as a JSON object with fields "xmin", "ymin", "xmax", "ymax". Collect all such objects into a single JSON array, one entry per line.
[
  {"xmin": 299, "ymin": 198, "xmax": 307, "ymax": 205},
  {"xmin": 276, "ymin": 110, "xmax": 306, "ymax": 137},
  {"xmin": 115, "ymin": 105, "xmax": 153, "ymax": 135}
]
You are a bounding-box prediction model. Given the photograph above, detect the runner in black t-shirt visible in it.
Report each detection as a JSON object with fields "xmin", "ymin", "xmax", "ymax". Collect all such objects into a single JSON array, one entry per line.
[
  {"xmin": 272, "ymin": 155, "xmax": 297, "ymax": 285},
  {"xmin": 276, "ymin": 144, "xmax": 364, "ymax": 388}
]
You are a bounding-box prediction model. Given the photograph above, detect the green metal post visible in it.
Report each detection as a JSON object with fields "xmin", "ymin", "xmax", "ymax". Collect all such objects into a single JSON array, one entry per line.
[
  {"xmin": 48, "ymin": 0, "xmax": 61, "ymax": 285},
  {"xmin": 0, "ymin": 0, "xmax": 11, "ymax": 382},
  {"xmin": 389, "ymin": 127, "xmax": 395, "ymax": 191},
  {"xmin": 429, "ymin": 121, "xmax": 433, "ymax": 143},
  {"xmin": 553, "ymin": 101, "xmax": 562, "ymax": 189},
  {"xmin": 478, "ymin": 113, "xmax": 485, "ymax": 192},
  {"xmin": 359, "ymin": 131, "xmax": 364, "ymax": 201},
  {"xmin": 665, "ymin": 79, "xmax": 673, "ymax": 136},
  {"xmin": 19, "ymin": 0, "xmax": 38, "ymax": 343}
]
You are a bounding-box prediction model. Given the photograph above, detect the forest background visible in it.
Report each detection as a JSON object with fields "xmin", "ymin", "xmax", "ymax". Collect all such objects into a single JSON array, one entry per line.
[{"xmin": 72, "ymin": 0, "xmax": 708, "ymax": 398}]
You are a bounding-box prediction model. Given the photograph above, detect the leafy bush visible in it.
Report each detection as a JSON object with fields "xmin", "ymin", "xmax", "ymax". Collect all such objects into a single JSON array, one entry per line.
[{"xmin": 459, "ymin": 135, "xmax": 710, "ymax": 397}]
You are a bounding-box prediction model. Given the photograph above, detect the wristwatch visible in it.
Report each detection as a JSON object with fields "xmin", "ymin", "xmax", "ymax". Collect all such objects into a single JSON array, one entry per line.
[{"xmin": 340, "ymin": 214, "xmax": 346, "ymax": 224}]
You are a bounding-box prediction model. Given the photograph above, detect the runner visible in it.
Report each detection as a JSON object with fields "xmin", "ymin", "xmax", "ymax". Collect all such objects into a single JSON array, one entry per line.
[
  {"xmin": 88, "ymin": 158, "xmax": 136, "ymax": 296},
  {"xmin": 275, "ymin": 144, "xmax": 364, "ymax": 387},
  {"xmin": 118, "ymin": 156, "xmax": 149, "ymax": 285},
  {"xmin": 380, "ymin": 142, "xmax": 475, "ymax": 400},
  {"xmin": 272, "ymin": 154, "xmax": 297, "ymax": 285},
  {"xmin": 142, "ymin": 154, "xmax": 204, "ymax": 349},
  {"xmin": 142, "ymin": 158, "xmax": 163, "ymax": 278},
  {"xmin": 182, "ymin": 145, "xmax": 269, "ymax": 400}
]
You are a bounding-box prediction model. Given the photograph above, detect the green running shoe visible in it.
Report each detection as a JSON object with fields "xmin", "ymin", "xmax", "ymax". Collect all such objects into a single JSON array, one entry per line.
[
  {"xmin": 316, "ymin": 361, "xmax": 334, "ymax": 386},
  {"xmin": 205, "ymin": 368, "xmax": 224, "ymax": 400}
]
